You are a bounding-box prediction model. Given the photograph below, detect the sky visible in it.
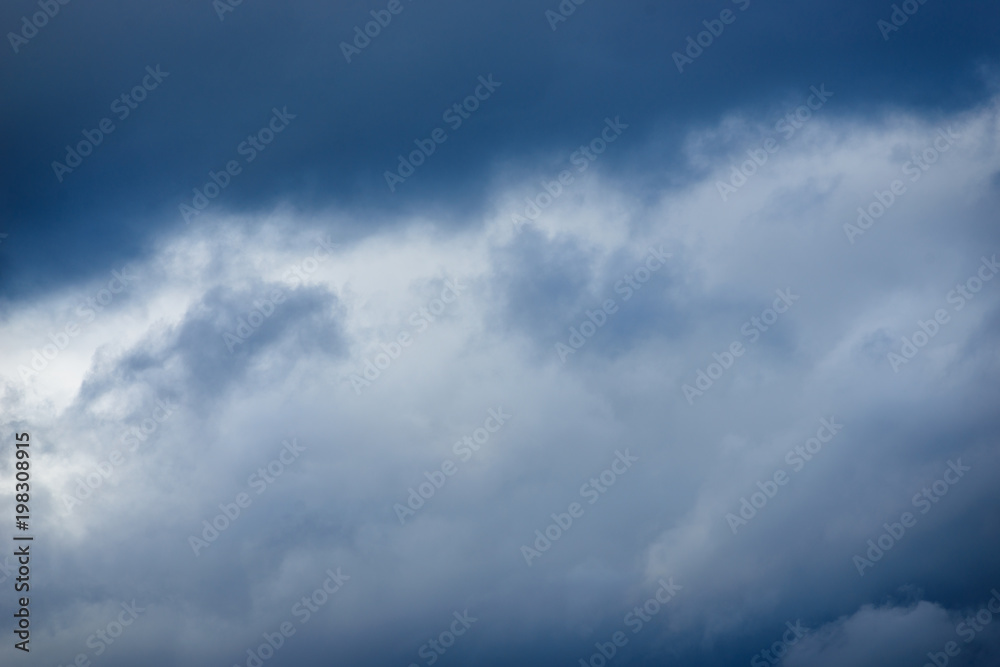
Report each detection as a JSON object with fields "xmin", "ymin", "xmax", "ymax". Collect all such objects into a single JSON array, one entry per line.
[{"xmin": 2, "ymin": 0, "xmax": 1000, "ymax": 665}]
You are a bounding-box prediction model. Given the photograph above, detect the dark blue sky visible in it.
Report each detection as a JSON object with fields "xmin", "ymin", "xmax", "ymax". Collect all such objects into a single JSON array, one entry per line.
[{"xmin": 2, "ymin": 0, "xmax": 998, "ymax": 299}]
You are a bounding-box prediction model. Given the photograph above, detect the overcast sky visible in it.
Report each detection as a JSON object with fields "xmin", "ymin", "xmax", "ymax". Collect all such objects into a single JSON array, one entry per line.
[{"xmin": 2, "ymin": 1, "xmax": 1000, "ymax": 666}]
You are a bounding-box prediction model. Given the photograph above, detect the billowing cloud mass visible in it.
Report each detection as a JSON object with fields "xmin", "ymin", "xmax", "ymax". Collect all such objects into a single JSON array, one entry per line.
[{"xmin": 2, "ymin": 1, "xmax": 1000, "ymax": 665}]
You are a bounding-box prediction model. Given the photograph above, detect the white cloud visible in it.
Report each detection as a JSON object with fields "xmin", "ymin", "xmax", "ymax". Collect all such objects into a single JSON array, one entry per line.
[{"xmin": 1, "ymin": 96, "xmax": 999, "ymax": 665}]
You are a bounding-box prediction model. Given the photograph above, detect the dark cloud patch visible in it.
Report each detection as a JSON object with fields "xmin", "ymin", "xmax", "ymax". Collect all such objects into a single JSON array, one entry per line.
[
  {"xmin": 74, "ymin": 280, "xmax": 344, "ymax": 412},
  {"xmin": 2, "ymin": 0, "xmax": 999, "ymax": 298}
]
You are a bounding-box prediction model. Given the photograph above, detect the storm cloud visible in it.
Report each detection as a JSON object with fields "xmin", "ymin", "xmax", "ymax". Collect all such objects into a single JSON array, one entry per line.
[{"xmin": 2, "ymin": 1, "xmax": 1000, "ymax": 665}]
